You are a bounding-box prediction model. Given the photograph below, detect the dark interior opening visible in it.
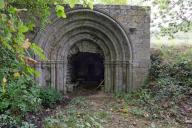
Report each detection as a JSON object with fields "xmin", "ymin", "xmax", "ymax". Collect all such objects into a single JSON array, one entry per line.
[{"xmin": 70, "ymin": 52, "xmax": 104, "ymax": 90}]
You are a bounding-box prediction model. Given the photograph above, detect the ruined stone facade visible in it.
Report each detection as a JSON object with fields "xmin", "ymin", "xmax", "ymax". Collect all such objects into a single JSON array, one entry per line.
[{"xmin": 34, "ymin": 5, "xmax": 150, "ymax": 93}]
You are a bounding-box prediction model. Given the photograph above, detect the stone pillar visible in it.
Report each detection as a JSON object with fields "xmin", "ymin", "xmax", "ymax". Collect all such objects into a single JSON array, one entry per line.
[
  {"xmin": 122, "ymin": 61, "xmax": 128, "ymax": 92},
  {"xmin": 66, "ymin": 62, "xmax": 72, "ymax": 84},
  {"xmin": 104, "ymin": 61, "xmax": 110, "ymax": 92},
  {"xmin": 51, "ymin": 61, "xmax": 56, "ymax": 89},
  {"xmin": 56, "ymin": 60, "xmax": 65, "ymax": 92},
  {"xmin": 126, "ymin": 60, "xmax": 133, "ymax": 91},
  {"xmin": 35, "ymin": 63, "xmax": 42, "ymax": 86},
  {"xmin": 114, "ymin": 61, "xmax": 124, "ymax": 92},
  {"xmin": 63, "ymin": 61, "xmax": 68, "ymax": 93},
  {"xmin": 110, "ymin": 61, "xmax": 115, "ymax": 92},
  {"xmin": 63, "ymin": 62, "xmax": 67, "ymax": 94}
]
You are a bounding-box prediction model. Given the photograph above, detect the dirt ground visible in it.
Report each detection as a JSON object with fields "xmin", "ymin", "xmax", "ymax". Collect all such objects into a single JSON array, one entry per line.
[
  {"xmin": 65, "ymin": 89, "xmax": 184, "ymax": 128},
  {"xmin": 30, "ymin": 88, "xmax": 188, "ymax": 128}
]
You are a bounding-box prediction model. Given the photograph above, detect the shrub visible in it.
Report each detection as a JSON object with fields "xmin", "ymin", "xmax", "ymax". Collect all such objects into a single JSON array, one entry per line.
[
  {"xmin": 0, "ymin": 75, "xmax": 41, "ymax": 127},
  {"xmin": 151, "ymin": 46, "xmax": 192, "ymax": 87},
  {"xmin": 0, "ymin": 76, "xmax": 41, "ymax": 115},
  {"xmin": 114, "ymin": 46, "xmax": 192, "ymax": 122},
  {"xmin": 39, "ymin": 86, "xmax": 63, "ymax": 108},
  {"xmin": 149, "ymin": 48, "xmax": 163, "ymax": 80},
  {"xmin": 0, "ymin": 114, "xmax": 36, "ymax": 128}
]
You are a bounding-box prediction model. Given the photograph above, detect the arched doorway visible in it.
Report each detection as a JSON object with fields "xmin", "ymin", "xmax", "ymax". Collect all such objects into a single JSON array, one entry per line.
[
  {"xmin": 35, "ymin": 8, "xmax": 133, "ymax": 93},
  {"xmin": 69, "ymin": 52, "xmax": 104, "ymax": 89},
  {"xmin": 66, "ymin": 41, "xmax": 105, "ymax": 91}
]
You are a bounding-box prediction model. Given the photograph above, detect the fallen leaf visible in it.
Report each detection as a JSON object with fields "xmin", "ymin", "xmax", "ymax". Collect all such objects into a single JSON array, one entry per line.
[
  {"xmin": 24, "ymin": 56, "xmax": 38, "ymax": 65},
  {"xmin": 22, "ymin": 39, "xmax": 31, "ymax": 49}
]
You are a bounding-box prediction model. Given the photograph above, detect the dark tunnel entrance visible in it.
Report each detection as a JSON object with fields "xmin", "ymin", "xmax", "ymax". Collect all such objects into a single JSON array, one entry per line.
[{"xmin": 69, "ymin": 52, "xmax": 104, "ymax": 90}]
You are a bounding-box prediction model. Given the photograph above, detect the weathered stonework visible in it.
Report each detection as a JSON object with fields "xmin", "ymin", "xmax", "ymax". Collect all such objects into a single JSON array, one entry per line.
[{"xmin": 34, "ymin": 5, "xmax": 150, "ymax": 93}]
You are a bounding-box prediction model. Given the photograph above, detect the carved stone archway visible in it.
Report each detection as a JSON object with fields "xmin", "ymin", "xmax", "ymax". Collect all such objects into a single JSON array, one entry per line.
[{"xmin": 34, "ymin": 5, "xmax": 150, "ymax": 93}]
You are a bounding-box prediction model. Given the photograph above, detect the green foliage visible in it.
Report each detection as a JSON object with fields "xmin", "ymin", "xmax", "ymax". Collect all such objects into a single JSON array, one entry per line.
[
  {"xmin": 129, "ymin": 107, "xmax": 146, "ymax": 117},
  {"xmin": 0, "ymin": 114, "xmax": 17, "ymax": 127},
  {"xmin": 55, "ymin": 5, "xmax": 66, "ymax": 18},
  {"xmin": 0, "ymin": 76, "xmax": 41, "ymax": 114},
  {"xmin": 0, "ymin": 114, "xmax": 36, "ymax": 128},
  {"xmin": 0, "ymin": 0, "xmax": 4, "ymax": 9},
  {"xmin": 114, "ymin": 46, "xmax": 192, "ymax": 122},
  {"xmin": 0, "ymin": 0, "xmax": 46, "ymax": 81},
  {"xmin": 39, "ymin": 86, "xmax": 63, "ymax": 108},
  {"xmin": 0, "ymin": 0, "xmax": 111, "ymax": 126},
  {"xmin": 8, "ymin": 0, "xmax": 51, "ymax": 27},
  {"xmin": 30, "ymin": 43, "xmax": 46, "ymax": 60},
  {"xmin": 154, "ymin": 0, "xmax": 169, "ymax": 10},
  {"xmin": 0, "ymin": 75, "xmax": 41, "ymax": 127},
  {"xmin": 150, "ymin": 46, "xmax": 192, "ymax": 87},
  {"xmin": 0, "ymin": 0, "xmax": 125, "ymax": 127},
  {"xmin": 151, "ymin": 0, "xmax": 192, "ymax": 37},
  {"xmin": 20, "ymin": 122, "xmax": 36, "ymax": 128}
]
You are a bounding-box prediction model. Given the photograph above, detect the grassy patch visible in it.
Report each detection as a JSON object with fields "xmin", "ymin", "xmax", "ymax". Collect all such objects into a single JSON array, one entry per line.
[{"xmin": 43, "ymin": 97, "xmax": 108, "ymax": 128}]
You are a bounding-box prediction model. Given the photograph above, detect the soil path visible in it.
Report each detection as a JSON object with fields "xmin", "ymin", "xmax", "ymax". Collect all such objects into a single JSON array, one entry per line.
[
  {"xmin": 67, "ymin": 90, "xmax": 156, "ymax": 128},
  {"xmin": 28, "ymin": 89, "xmax": 187, "ymax": 127}
]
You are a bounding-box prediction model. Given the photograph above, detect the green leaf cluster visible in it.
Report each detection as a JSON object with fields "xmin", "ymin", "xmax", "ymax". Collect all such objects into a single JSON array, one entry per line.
[{"xmin": 39, "ymin": 86, "xmax": 63, "ymax": 108}]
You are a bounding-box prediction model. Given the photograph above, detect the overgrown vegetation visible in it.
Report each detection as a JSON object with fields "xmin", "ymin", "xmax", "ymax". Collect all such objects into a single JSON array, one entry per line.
[
  {"xmin": 44, "ymin": 109, "xmax": 106, "ymax": 128},
  {"xmin": 0, "ymin": 81, "xmax": 63, "ymax": 127},
  {"xmin": 0, "ymin": 0, "xmax": 191, "ymax": 127},
  {"xmin": 114, "ymin": 45, "xmax": 192, "ymax": 126},
  {"xmin": 43, "ymin": 97, "xmax": 107, "ymax": 128},
  {"xmin": 0, "ymin": 0, "xmax": 126, "ymax": 126},
  {"xmin": 39, "ymin": 86, "xmax": 63, "ymax": 108},
  {"xmin": 0, "ymin": 76, "xmax": 41, "ymax": 115},
  {"xmin": 0, "ymin": 0, "xmax": 47, "ymax": 126},
  {"xmin": 0, "ymin": 0, "xmax": 92, "ymax": 127}
]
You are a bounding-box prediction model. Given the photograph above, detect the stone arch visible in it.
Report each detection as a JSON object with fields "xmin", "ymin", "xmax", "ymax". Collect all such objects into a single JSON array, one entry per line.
[{"xmin": 35, "ymin": 8, "xmax": 133, "ymax": 93}]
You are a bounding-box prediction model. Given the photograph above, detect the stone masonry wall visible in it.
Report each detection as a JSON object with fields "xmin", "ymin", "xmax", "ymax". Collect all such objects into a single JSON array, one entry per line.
[
  {"xmin": 94, "ymin": 5, "xmax": 151, "ymax": 89},
  {"xmin": 34, "ymin": 5, "xmax": 151, "ymax": 92}
]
